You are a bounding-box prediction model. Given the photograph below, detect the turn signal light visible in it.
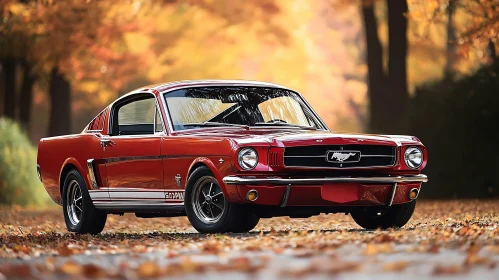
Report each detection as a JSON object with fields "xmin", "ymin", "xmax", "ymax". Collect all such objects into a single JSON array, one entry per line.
[
  {"xmin": 409, "ymin": 188, "xmax": 419, "ymax": 200},
  {"xmin": 246, "ymin": 190, "xmax": 258, "ymax": 201}
]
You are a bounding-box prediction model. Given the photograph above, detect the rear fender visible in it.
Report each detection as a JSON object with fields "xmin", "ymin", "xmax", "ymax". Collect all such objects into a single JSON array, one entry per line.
[{"xmin": 60, "ymin": 157, "xmax": 89, "ymax": 191}]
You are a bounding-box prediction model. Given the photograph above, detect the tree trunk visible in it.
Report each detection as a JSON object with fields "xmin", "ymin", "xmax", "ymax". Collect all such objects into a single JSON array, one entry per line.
[
  {"xmin": 387, "ymin": 0, "xmax": 409, "ymax": 133},
  {"xmin": 48, "ymin": 67, "xmax": 71, "ymax": 136},
  {"xmin": 2, "ymin": 58, "xmax": 17, "ymax": 120},
  {"xmin": 445, "ymin": 0, "xmax": 457, "ymax": 79},
  {"xmin": 361, "ymin": 0, "xmax": 388, "ymax": 133},
  {"xmin": 488, "ymin": 38, "xmax": 497, "ymax": 65},
  {"xmin": 19, "ymin": 61, "xmax": 36, "ymax": 132}
]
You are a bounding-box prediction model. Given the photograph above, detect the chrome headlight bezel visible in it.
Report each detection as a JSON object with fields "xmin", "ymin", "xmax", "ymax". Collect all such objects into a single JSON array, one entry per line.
[
  {"xmin": 238, "ymin": 148, "xmax": 258, "ymax": 170},
  {"xmin": 404, "ymin": 146, "xmax": 423, "ymax": 169}
]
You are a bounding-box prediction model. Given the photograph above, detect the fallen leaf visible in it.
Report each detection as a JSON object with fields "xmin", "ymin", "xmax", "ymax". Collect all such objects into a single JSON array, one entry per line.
[
  {"xmin": 433, "ymin": 265, "xmax": 465, "ymax": 275},
  {"xmin": 60, "ymin": 261, "xmax": 83, "ymax": 275},
  {"xmin": 428, "ymin": 244, "xmax": 440, "ymax": 254},
  {"xmin": 136, "ymin": 261, "xmax": 162, "ymax": 278},
  {"xmin": 83, "ymin": 264, "xmax": 107, "ymax": 278},
  {"xmin": 57, "ymin": 243, "xmax": 75, "ymax": 257},
  {"xmin": 383, "ymin": 261, "xmax": 409, "ymax": 272}
]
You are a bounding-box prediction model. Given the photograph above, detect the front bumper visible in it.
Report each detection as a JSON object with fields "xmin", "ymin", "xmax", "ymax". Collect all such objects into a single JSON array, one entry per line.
[
  {"xmin": 222, "ymin": 174, "xmax": 428, "ymax": 207},
  {"xmin": 223, "ymin": 174, "xmax": 428, "ymax": 185}
]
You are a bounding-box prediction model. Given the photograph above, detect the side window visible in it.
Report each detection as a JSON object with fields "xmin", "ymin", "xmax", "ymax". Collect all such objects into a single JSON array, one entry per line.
[
  {"xmin": 116, "ymin": 97, "xmax": 156, "ymax": 135},
  {"xmin": 155, "ymin": 108, "xmax": 163, "ymax": 133}
]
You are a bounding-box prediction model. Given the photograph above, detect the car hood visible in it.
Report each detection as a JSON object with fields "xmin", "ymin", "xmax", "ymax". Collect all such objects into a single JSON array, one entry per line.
[{"xmin": 174, "ymin": 128, "xmax": 421, "ymax": 147}]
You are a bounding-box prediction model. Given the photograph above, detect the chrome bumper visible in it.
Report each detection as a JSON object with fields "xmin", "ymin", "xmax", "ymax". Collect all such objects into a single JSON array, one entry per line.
[{"xmin": 222, "ymin": 174, "xmax": 428, "ymax": 185}]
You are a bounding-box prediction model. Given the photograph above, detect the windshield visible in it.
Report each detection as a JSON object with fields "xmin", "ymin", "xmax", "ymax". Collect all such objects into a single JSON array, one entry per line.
[{"xmin": 163, "ymin": 86, "xmax": 324, "ymax": 131}]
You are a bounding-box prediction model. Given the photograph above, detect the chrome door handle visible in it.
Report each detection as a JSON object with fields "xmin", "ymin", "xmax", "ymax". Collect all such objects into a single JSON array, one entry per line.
[{"xmin": 100, "ymin": 139, "xmax": 113, "ymax": 148}]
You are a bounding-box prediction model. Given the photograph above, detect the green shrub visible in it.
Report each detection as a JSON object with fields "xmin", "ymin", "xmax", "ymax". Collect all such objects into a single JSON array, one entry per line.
[
  {"xmin": 0, "ymin": 118, "xmax": 52, "ymax": 205},
  {"xmin": 408, "ymin": 62, "xmax": 499, "ymax": 198}
]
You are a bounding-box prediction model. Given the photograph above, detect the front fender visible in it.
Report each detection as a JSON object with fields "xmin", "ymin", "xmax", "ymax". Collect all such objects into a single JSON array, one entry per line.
[{"xmin": 186, "ymin": 157, "xmax": 232, "ymax": 197}]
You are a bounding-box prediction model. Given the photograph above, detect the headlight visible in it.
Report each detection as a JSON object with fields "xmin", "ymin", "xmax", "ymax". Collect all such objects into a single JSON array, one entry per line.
[
  {"xmin": 404, "ymin": 147, "xmax": 423, "ymax": 169},
  {"xmin": 238, "ymin": 148, "xmax": 258, "ymax": 170}
]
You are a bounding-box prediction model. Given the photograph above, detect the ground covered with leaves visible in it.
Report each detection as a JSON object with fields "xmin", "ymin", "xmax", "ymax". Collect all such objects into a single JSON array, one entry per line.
[{"xmin": 0, "ymin": 200, "xmax": 498, "ymax": 279}]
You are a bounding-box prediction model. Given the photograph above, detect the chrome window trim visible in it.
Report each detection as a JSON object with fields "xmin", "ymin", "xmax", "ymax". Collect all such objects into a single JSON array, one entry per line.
[
  {"xmin": 107, "ymin": 92, "xmax": 167, "ymax": 136},
  {"xmin": 110, "ymin": 81, "xmax": 330, "ymax": 134}
]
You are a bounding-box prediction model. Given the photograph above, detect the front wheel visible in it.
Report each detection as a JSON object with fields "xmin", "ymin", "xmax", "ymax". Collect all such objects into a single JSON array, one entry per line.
[
  {"xmin": 185, "ymin": 166, "xmax": 259, "ymax": 233},
  {"xmin": 351, "ymin": 200, "xmax": 416, "ymax": 230},
  {"xmin": 62, "ymin": 170, "xmax": 107, "ymax": 234}
]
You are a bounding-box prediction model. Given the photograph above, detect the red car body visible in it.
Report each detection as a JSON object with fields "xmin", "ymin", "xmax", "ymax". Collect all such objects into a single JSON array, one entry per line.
[{"xmin": 37, "ymin": 80, "xmax": 427, "ymax": 232}]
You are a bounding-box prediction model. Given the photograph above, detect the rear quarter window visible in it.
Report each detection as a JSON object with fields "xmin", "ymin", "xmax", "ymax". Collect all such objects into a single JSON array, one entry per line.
[{"xmin": 87, "ymin": 109, "xmax": 107, "ymax": 131}]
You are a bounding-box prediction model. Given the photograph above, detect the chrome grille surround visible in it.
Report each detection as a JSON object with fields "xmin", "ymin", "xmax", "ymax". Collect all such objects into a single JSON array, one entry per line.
[{"xmin": 283, "ymin": 145, "xmax": 397, "ymax": 169}]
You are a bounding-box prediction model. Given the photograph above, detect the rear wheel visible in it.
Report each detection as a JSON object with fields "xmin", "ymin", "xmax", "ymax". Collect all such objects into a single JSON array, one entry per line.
[
  {"xmin": 62, "ymin": 170, "xmax": 107, "ymax": 234},
  {"xmin": 185, "ymin": 166, "xmax": 259, "ymax": 233},
  {"xmin": 351, "ymin": 200, "xmax": 416, "ymax": 230}
]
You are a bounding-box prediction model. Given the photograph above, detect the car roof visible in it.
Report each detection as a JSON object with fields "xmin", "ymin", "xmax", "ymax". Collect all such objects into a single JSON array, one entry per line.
[
  {"xmin": 113, "ymin": 80, "xmax": 295, "ymax": 108},
  {"xmin": 150, "ymin": 80, "xmax": 289, "ymax": 93}
]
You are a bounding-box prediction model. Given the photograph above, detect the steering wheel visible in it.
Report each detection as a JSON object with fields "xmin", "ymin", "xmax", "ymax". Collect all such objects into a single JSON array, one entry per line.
[{"xmin": 266, "ymin": 119, "xmax": 288, "ymax": 124}]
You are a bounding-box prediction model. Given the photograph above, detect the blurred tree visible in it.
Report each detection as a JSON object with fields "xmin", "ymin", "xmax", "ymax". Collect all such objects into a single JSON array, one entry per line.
[
  {"xmin": 0, "ymin": 0, "xmax": 24, "ymax": 121},
  {"xmin": 387, "ymin": 0, "xmax": 409, "ymax": 127},
  {"xmin": 1, "ymin": 0, "xmax": 148, "ymax": 136},
  {"xmin": 19, "ymin": 60, "xmax": 35, "ymax": 130},
  {"xmin": 360, "ymin": 0, "xmax": 409, "ymax": 133},
  {"xmin": 445, "ymin": 0, "xmax": 458, "ymax": 79},
  {"xmin": 361, "ymin": 0, "xmax": 387, "ymax": 133},
  {"xmin": 1, "ymin": 58, "xmax": 16, "ymax": 120},
  {"xmin": 3, "ymin": 0, "xmax": 285, "ymax": 136},
  {"xmin": 410, "ymin": 0, "xmax": 498, "ymax": 67},
  {"xmin": 458, "ymin": 0, "xmax": 498, "ymax": 64}
]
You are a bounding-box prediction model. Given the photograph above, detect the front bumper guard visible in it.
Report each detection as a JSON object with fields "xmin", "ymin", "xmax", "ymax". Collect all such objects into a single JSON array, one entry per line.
[{"xmin": 222, "ymin": 174, "xmax": 428, "ymax": 207}]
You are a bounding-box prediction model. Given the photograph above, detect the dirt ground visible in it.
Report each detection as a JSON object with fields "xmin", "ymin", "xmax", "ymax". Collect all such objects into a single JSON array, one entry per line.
[{"xmin": 0, "ymin": 200, "xmax": 498, "ymax": 279}]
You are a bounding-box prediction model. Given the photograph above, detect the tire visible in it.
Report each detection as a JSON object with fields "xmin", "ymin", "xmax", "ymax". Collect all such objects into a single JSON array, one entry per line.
[
  {"xmin": 229, "ymin": 209, "xmax": 260, "ymax": 233},
  {"xmin": 185, "ymin": 166, "xmax": 258, "ymax": 233},
  {"xmin": 62, "ymin": 169, "xmax": 107, "ymax": 234},
  {"xmin": 351, "ymin": 200, "xmax": 416, "ymax": 230}
]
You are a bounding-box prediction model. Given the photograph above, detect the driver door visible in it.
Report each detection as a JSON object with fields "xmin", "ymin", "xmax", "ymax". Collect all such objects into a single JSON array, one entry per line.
[{"xmin": 101, "ymin": 93, "xmax": 165, "ymax": 205}]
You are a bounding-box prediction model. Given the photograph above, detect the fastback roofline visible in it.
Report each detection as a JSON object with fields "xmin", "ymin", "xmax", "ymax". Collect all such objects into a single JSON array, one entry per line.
[
  {"xmin": 154, "ymin": 80, "xmax": 290, "ymax": 93},
  {"xmin": 109, "ymin": 80, "xmax": 330, "ymax": 133}
]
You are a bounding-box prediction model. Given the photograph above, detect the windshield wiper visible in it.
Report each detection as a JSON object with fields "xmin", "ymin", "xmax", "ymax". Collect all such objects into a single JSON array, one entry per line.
[
  {"xmin": 252, "ymin": 122, "xmax": 317, "ymax": 130},
  {"xmin": 183, "ymin": 122, "xmax": 249, "ymax": 129}
]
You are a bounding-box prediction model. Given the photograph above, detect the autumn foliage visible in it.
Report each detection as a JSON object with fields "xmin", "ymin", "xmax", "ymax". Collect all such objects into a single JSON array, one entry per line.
[{"xmin": 1, "ymin": 0, "xmax": 498, "ymax": 199}]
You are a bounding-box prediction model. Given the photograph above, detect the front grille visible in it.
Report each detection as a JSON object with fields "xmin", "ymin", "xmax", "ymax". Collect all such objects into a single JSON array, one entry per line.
[{"xmin": 284, "ymin": 145, "xmax": 396, "ymax": 168}]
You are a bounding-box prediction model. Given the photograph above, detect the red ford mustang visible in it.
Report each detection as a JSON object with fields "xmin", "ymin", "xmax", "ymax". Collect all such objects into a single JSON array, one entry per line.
[{"xmin": 37, "ymin": 80, "xmax": 428, "ymax": 234}]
